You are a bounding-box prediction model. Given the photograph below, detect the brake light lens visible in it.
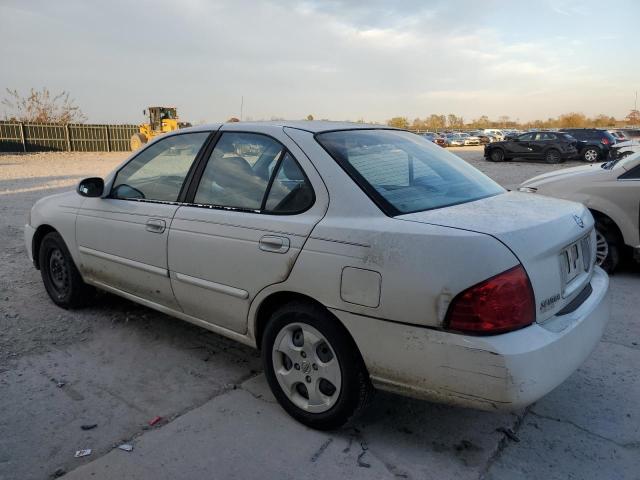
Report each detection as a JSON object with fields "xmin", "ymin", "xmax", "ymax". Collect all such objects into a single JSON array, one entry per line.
[
  {"xmin": 601, "ymin": 138, "xmax": 610, "ymax": 145},
  {"xmin": 445, "ymin": 265, "xmax": 535, "ymax": 334}
]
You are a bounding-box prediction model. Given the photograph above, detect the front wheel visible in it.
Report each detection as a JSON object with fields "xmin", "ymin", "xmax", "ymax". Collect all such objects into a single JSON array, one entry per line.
[
  {"xmin": 130, "ymin": 133, "xmax": 147, "ymax": 151},
  {"xmin": 488, "ymin": 149, "xmax": 505, "ymax": 162},
  {"xmin": 262, "ymin": 302, "xmax": 373, "ymax": 430},
  {"xmin": 39, "ymin": 232, "xmax": 94, "ymax": 308},
  {"xmin": 595, "ymin": 223, "xmax": 620, "ymax": 273}
]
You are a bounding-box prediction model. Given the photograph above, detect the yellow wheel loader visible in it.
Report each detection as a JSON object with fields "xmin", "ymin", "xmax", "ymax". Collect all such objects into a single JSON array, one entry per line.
[{"xmin": 130, "ymin": 106, "xmax": 180, "ymax": 150}]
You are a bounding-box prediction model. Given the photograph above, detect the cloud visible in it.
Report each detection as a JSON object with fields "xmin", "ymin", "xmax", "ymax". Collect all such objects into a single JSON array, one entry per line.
[{"xmin": 0, "ymin": 0, "xmax": 637, "ymax": 122}]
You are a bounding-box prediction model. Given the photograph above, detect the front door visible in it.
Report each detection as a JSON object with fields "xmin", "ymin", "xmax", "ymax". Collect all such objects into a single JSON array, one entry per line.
[
  {"xmin": 168, "ymin": 129, "xmax": 327, "ymax": 333},
  {"xmin": 509, "ymin": 132, "xmax": 536, "ymax": 158},
  {"xmin": 76, "ymin": 131, "xmax": 211, "ymax": 309}
]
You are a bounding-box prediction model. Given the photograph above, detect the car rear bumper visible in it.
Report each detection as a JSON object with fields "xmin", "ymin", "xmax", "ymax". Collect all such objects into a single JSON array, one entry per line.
[
  {"xmin": 25, "ymin": 223, "xmax": 36, "ymax": 264},
  {"xmin": 333, "ymin": 267, "xmax": 609, "ymax": 411}
]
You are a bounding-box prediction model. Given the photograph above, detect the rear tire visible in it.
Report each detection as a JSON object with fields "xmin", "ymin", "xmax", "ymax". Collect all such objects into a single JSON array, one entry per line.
[
  {"xmin": 39, "ymin": 232, "xmax": 94, "ymax": 308},
  {"xmin": 545, "ymin": 148, "xmax": 562, "ymax": 164},
  {"xmin": 582, "ymin": 147, "xmax": 600, "ymax": 162},
  {"xmin": 262, "ymin": 301, "xmax": 373, "ymax": 430},
  {"xmin": 595, "ymin": 221, "xmax": 620, "ymax": 273},
  {"xmin": 488, "ymin": 148, "xmax": 505, "ymax": 162}
]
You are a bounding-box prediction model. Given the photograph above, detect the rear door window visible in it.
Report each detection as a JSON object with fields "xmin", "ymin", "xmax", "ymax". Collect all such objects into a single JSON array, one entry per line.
[{"xmin": 193, "ymin": 133, "xmax": 314, "ymax": 214}]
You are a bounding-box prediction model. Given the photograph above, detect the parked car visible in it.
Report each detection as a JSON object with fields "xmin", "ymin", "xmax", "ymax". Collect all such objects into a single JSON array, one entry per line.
[
  {"xmin": 559, "ymin": 128, "xmax": 617, "ymax": 162},
  {"xmin": 483, "ymin": 129, "xmax": 505, "ymax": 141},
  {"xmin": 485, "ymin": 131, "xmax": 578, "ymax": 163},
  {"xmin": 467, "ymin": 131, "xmax": 492, "ymax": 144},
  {"xmin": 421, "ymin": 132, "xmax": 446, "ymax": 147},
  {"xmin": 609, "ymin": 130, "xmax": 627, "ymax": 143},
  {"xmin": 26, "ymin": 122, "xmax": 609, "ymax": 429},
  {"xmin": 618, "ymin": 129, "xmax": 640, "ymax": 139},
  {"xmin": 444, "ymin": 133, "xmax": 465, "ymax": 146},
  {"xmin": 459, "ymin": 133, "xmax": 481, "ymax": 146},
  {"xmin": 610, "ymin": 139, "xmax": 640, "ymax": 161},
  {"xmin": 519, "ymin": 152, "xmax": 640, "ymax": 272}
]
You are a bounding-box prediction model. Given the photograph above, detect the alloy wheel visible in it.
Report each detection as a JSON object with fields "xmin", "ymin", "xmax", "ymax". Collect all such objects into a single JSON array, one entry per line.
[
  {"xmin": 595, "ymin": 230, "xmax": 609, "ymax": 266},
  {"xmin": 271, "ymin": 322, "xmax": 342, "ymax": 414},
  {"xmin": 584, "ymin": 149, "xmax": 598, "ymax": 162}
]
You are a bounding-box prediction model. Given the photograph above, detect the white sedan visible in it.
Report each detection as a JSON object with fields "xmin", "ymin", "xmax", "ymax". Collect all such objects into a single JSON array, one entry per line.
[{"xmin": 25, "ymin": 122, "xmax": 609, "ymax": 429}]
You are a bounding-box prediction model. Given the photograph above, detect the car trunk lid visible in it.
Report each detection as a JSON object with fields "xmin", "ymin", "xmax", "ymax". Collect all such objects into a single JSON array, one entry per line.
[{"xmin": 397, "ymin": 192, "xmax": 596, "ymax": 322}]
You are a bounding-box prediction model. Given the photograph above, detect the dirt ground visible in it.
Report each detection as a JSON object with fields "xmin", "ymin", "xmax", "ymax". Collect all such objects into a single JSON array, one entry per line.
[{"xmin": 1, "ymin": 148, "xmax": 638, "ymax": 480}]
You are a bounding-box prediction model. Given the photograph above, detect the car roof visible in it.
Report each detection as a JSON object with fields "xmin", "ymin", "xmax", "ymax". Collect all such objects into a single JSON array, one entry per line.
[{"xmin": 177, "ymin": 121, "xmax": 394, "ymax": 135}]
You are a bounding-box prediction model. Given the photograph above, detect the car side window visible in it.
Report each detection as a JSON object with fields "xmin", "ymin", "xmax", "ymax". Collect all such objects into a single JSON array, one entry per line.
[
  {"xmin": 264, "ymin": 153, "xmax": 314, "ymax": 214},
  {"xmin": 619, "ymin": 163, "xmax": 640, "ymax": 180},
  {"xmin": 537, "ymin": 132, "xmax": 556, "ymax": 141},
  {"xmin": 194, "ymin": 133, "xmax": 283, "ymax": 210},
  {"xmin": 518, "ymin": 133, "xmax": 535, "ymax": 141},
  {"xmin": 111, "ymin": 132, "xmax": 209, "ymax": 202}
]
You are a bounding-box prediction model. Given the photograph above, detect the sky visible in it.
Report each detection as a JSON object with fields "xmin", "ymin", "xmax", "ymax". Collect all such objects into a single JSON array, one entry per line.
[{"xmin": 1, "ymin": 0, "xmax": 638, "ymax": 124}]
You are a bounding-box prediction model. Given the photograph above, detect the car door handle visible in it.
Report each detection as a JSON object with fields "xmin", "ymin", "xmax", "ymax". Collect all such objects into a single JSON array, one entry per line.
[
  {"xmin": 145, "ymin": 218, "xmax": 166, "ymax": 233},
  {"xmin": 259, "ymin": 235, "xmax": 290, "ymax": 253}
]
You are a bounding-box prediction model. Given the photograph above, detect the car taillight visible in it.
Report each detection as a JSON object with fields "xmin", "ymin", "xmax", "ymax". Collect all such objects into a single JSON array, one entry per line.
[
  {"xmin": 445, "ymin": 265, "xmax": 535, "ymax": 335},
  {"xmin": 601, "ymin": 138, "xmax": 610, "ymax": 145}
]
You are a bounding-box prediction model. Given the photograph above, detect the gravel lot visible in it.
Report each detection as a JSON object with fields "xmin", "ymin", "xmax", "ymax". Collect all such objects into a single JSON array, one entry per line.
[{"xmin": 1, "ymin": 147, "xmax": 638, "ymax": 480}]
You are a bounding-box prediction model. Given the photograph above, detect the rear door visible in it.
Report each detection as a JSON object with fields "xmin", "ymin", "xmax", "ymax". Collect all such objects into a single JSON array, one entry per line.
[
  {"xmin": 530, "ymin": 132, "xmax": 557, "ymax": 157},
  {"xmin": 167, "ymin": 126, "xmax": 328, "ymax": 333},
  {"xmin": 76, "ymin": 131, "xmax": 211, "ymax": 308}
]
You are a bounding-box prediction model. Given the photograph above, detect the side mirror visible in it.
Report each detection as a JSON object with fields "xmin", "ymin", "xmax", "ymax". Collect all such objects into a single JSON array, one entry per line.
[{"xmin": 77, "ymin": 177, "xmax": 104, "ymax": 197}]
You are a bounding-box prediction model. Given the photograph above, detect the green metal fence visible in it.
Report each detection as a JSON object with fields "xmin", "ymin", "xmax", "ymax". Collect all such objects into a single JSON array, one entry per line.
[{"xmin": 0, "ymin": 121, "xmax": 139, "ymax": 152}]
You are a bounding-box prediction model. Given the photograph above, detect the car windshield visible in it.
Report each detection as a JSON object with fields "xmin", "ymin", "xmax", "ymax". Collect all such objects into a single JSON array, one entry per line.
[{"xmin": 316, "ymin": 129, "xmax": 504, "ymax": 215}]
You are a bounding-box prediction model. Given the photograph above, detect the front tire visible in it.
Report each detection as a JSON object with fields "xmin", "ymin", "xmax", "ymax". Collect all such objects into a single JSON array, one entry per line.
[
  {"xmin": 595, "ymin": 221, "xmax": 620, "ymax": 273},
  {"xmin": 39, "ymin": 232, "xmax": 93, "ymax": 308},
  {"xmin": 130, "ymin": 133, "xmax": 147, "ymax": 151},
  {"xmin": 488, "ymin": 148, "xmax": 505, "ymax": 162},
  {"xmin": 262, "ymin": 302, "xmax": 372, "ymax": 430}
]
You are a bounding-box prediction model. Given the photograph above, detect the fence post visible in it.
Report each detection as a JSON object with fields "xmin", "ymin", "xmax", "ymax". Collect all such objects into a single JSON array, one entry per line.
[
  {"xmin": 64, "ymin": 124, "xmax": 72, "ymax": 151},
  {"xmin": 104, "ymin": 126, "xmax": 111, "ymax": 152},
  {"xmin": 19, "ymin": 122, "xmax": 27, "ymax": 152}
]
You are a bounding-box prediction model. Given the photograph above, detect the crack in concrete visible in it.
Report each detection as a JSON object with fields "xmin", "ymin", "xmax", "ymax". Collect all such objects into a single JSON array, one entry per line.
[
  {"xmin": 600, "ymin": 339, "xmax": 640, "ymax": 352},
  {"xmin": 529, "ymin": 410, "xmax": 640, "ymax": 450},
  {"xmin": 478, "ymin": 407, "xmax": 530, "ymax": 479},
  {"xmin": 62, "ymin": 370, "xmax": 263, "ymax": 478}
]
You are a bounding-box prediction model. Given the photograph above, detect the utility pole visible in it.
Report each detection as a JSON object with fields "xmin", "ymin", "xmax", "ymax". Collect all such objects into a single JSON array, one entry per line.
[{"xmin": 240, "ymin": 96, "xmax": 244, "ymax": 121}]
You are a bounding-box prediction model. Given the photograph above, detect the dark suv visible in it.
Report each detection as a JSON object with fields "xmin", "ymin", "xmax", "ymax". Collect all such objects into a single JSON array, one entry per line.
[
  {"xmin": 559, "ymin": 128, "xmax": 616, "ymax": 162},
  {"xmin": 484, "ymin": 131, "xmax": 578, "ymax": 163}
]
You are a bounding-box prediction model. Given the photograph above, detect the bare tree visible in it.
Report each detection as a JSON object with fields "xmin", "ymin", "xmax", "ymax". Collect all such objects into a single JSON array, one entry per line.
[
  {"xmin": 2, "ymin": 88, "xmax": 87, "ymax": 124},
  {"xmin": 625, "ymin": 109, "xmax": 640, "ymax": 126},
  {"xmin": 387, "ymin": 116, "xmax": 410, "ymax": 129}
]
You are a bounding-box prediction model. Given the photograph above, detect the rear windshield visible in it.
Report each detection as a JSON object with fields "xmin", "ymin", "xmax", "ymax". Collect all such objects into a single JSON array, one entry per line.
[{"xmin": 316, "ymin": 129, "xmax": 504, "ymax": 215}]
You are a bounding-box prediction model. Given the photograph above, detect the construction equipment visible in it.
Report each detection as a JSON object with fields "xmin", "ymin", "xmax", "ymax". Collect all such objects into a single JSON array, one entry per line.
[{"xmin": 130, "ymin": 106, "xmax": 180, "ymax": 150}]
